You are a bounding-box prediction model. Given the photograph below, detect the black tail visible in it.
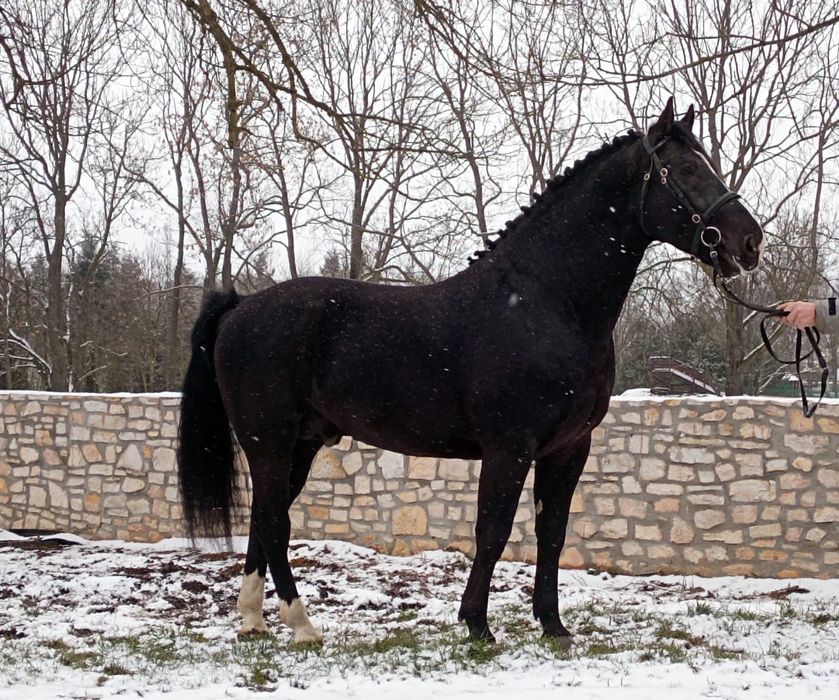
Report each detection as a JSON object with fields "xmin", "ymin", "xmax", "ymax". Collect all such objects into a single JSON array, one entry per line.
[{"xmin": 177, "ymin": 288, "xmax": 240, "ymax": 540}]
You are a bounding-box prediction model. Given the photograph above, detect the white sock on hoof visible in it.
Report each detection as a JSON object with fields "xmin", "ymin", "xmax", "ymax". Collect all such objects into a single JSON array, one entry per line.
[
  {"xmin": 279, "ymin": 598, "xmax": 323, "ymax": 644},
  {"xmin": 237, "ymin": 570, "xmax": 268, "ymax": 635}
]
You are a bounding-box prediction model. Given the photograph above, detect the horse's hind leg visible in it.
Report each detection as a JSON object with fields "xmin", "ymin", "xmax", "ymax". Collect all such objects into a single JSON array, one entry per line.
[
  {"xmin": 238, "ymin": 519, "xmax": 270, "ymax": 636},
  {"xmin": 237, "ymin": 438, "xmax": 323, "ymax": 643},
  {"xmin": 531, "ymin": 437, "xmax": 589, "ymax": 645}
]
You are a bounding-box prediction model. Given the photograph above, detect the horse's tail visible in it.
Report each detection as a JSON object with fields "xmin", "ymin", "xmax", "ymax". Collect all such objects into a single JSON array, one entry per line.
[{"xmin": 177, "ymin": 288, "xmax": 240, "ymax": 541}]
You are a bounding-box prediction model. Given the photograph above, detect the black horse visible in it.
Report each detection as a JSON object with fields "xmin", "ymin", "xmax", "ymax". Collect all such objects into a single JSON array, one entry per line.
[{"xmin": 177, "ymin": 99, "xmax": 763, "ymax": 645}]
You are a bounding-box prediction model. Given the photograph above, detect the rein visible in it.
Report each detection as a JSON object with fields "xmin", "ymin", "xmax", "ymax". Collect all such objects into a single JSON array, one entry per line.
[{"xmin": 639, "ymin": 135, "xmax": 829, "ymax": 417}]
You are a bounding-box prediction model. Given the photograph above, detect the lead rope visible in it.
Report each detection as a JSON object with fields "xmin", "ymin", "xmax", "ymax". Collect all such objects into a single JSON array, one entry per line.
[{"xmin": 706, "ymin": 243, "xmax": 828, "ymax": 418}]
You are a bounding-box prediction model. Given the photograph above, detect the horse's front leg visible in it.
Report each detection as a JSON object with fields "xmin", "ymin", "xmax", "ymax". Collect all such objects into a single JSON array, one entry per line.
[
  {"xmin": 532, "ymin": 437, "xmax": 590, "ymax": 645},
  {"xmin": 459, "ymin": 445, "xmax": 533, "ymax": 643}
]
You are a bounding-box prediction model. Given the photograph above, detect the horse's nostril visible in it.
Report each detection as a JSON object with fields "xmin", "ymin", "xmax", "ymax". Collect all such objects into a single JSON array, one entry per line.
[{"xmin": 745, "ymin": 236, "xmax": 757, "ymax": 255}]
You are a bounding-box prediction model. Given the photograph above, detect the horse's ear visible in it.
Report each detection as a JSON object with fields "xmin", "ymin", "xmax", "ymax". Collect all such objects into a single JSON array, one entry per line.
[
  {"xmin": 647, "ymin": 97, "xmax": 676, "ymax": 144},
  {"xmin": 681, "ymin": 104, "xmax": 696, "ymax": 130}
]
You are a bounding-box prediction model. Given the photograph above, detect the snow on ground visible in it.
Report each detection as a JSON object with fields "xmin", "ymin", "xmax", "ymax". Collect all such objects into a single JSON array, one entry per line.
[{"xmin": 0, "ymin": 532, "xmax": 837, "ymax": 700}]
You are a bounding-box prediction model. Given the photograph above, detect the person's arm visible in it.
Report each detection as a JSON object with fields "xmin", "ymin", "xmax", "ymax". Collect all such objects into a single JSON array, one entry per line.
[
  {"xmin": 777, "ymin": 299, "xmax": 839, "ymax": 333},
  {"xmin": 814, "ymin": 297, "xmax": 839, "ymax": 334}
]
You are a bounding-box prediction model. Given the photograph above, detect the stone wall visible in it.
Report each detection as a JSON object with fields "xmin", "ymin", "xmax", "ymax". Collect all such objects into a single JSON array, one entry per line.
[{"xmin": 1, "ymin": 391, "xmax": 837, "ymax": 578}]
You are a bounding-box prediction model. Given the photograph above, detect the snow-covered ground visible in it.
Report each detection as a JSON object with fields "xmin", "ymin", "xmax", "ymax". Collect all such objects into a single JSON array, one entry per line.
[{"xmin": 0, "ymin": 531, "xmax": 837, "ymax": 699}]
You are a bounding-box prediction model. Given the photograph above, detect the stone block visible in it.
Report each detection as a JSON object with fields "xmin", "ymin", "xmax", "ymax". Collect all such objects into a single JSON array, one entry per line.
[
  {"xmin": 594, "ymin": 497, "xmax": 615, "ymax": 516},
  {"xmin": 780, "ymin": 472, "xmax": 810, "ymax": 491},
  {"xmin": 670, "ymin": 518, "xmax": 694, "ymax": 544},
  {"xmin": 311, "ymin": 449, "xmax": 346, "ymax": 479},
  {"xmin": 729, "ymin": 479, "xmax": 776, "ymax": 502},
  {"xmin": 438, "ymin": 459, "xmax": 470, "ymax": 481},
  {"xmin": 559, "ymin": 547, "xmax": 584, "ymax": 568},
  {"xmin": 648, "ymin": 545, "xmax": 676, "ymax": 559},
  {"xmin": 600, "ymin": 518, "xmax": 628, "ymax": 539},
  {"xmin": 20, "ymin": 447, "xmax": 39, "ymax": 464},
  {"xmin": 619, "ymin": 498, "xmax": 647, "ymax": 518},
  {"xmin": 817, "ymin": 469, "xmax": 839, "ymax": 489},
  {"xmin": 703, "ymin": 530, "xmax": 743, "ymax": 544},
  {"xmin": 749, "ymin": 523, "xmax": 782, "ymax": 538},
  {"xmin": 667, "ymin": 465, "xmax": 696, "ymax": 482},
  {"xmin": 814, "ymin": 507, "xmax": 839, "ymax": 523},
  {"xmin": 152, "ymin": 447, "xmax": 176, "ymax": 472},
  {"xmin": 694, "ymin": 510, "xmax": 725, "ymax": 529},
  {"xmin": 635, "ymin": 524, "xmax": 661, "ymax": 541},
  {"xmin": 654, "ymin": 498, "xmax": 680, "ymax": 513},
  {"xmin": 600, "ymin": 453, "xmax": 635, "ymax": 473},
  {"xmin": 407, "ymin": 456, "xmax": 437, "ymax": 480},
  {"xmin": 29, "ymin": 486, "xmax": 46, "ymax": 508},
  {"xmin": 48, "ymin": 482, "xmax": 68, "ymax": 509},
  {"xmin": 628, "ymin": 434, "xmax": 649, "ymax": 454},
  {"xmin": 378, "ymin": 451, "xmax": 405, "ymax": 479},
  {"xmin": 116, "ymin": 444, "xmax": 143, "ymax": 473},
  {"xmin": 784, "ymin": 434, "xmax": 829, "ymax": 454},
  {"xmin": 392, "ymin": 505, "xmax": 428, "ymax": 536},
  {"xmin": 816, "ymin": 417, "xmax": 839, "ymax": 433},
  {"xmin": 647, "ymin": 483, "xmax": 684, "ymax": 496},
  {"xmin": 341, "ymin": 452, "xmax": 363, "ymax": 474}
]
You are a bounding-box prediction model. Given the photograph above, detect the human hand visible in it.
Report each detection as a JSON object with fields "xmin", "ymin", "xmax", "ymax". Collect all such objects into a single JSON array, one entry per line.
[{"xmin": 777, "ymin": 301, "xmax": 817, "ymax": 329}]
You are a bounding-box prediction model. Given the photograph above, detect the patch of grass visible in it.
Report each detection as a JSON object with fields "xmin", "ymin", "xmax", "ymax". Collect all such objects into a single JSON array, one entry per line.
[
  {"xmin": 586, "ymin": 640, "xmax": 623, "ymax": 656},
  {"xmin": 687, "ymin": 602, "xmax": 714, "ymax": 616},
  {"xmin": 655, "ymin": 620, "xmax": 704, "ymax": 647},
  {"xmin": 42, "ymin": 638, "xmax": 100, "ymax": 670},
  {"xmin": 656, "ymin": 642, "xmax": 687, "ymax": 663},
  {"xmin": 708, "ymin": 645, "xmax": 742, "ymax": 661},
  {"xmin": 244, "ymin": 665, "xmax": 276, "ymax": 689},
  {"xmin": 100, "ymin": 662, "xmax": 131, "ymax": 676},
  {"xmin": 809, "ymin": 611, "xmax": 839, "ymax": 626},
  {"xmin": 370, "ymin": 629, "xmax": 420, "ymax": 654},
  {"xmin": 540, "ymin": 636, "xmax": 574, "ymax": 659},
  {"xmin": 729, "ymin": 608, "xmax": 766, "ymax": 622},
  {"xmin": 779, "ymin": 602, "xmax": 798, "ymax": 620}
]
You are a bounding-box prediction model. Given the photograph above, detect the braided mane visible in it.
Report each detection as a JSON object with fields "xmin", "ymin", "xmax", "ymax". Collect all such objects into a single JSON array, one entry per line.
[{"xmin": 469, "ymin": 129, "xmax": 642, "ymax": 264}]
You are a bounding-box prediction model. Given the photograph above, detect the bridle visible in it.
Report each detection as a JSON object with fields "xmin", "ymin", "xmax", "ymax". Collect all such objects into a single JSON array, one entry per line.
[
  {"xmin": 638, "ymin": 134, "xmax": 828, "ymax": 417},
  {"xmin": 639, "ymin": 135, "xmax": 741, "ymax": 257}
]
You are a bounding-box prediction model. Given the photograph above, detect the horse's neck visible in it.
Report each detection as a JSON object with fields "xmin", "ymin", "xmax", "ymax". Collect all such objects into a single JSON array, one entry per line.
[{"xmin": 493, "ymin": 148, "xmax": 649, "ymax": 334}]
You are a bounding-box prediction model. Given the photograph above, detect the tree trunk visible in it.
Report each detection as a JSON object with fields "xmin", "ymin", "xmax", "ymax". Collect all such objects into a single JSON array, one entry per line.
[{"xmin": 47, "ymin": 192, "xmax": 69, "ymax": 391}]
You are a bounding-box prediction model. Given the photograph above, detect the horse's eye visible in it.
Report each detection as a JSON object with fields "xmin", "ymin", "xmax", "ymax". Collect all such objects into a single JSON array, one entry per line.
[{"xmin": 680, "ymin": 164, "xmax": 696, "ymax": 177}]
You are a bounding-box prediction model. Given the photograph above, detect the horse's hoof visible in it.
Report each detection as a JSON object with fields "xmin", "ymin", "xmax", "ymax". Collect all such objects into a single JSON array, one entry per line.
[
  {"xmin": 467, "ymin": 627, "xmax": 496, "ymax": 645},
  {"xmin": 237, "ymin": 625, "xmax": 270, "ymax": 639},
  {"xmin": 292, "ymin": 628, "xmax": 324, "ymax": 646},
  {"xmin": 542, "ymin": 631, "xmax": 574, "ymax": 649}
]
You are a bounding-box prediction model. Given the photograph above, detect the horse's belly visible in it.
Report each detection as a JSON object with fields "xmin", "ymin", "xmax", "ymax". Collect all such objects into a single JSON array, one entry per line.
[{"xmin": 309, "ymin": 394, "xmax": 480, "ymax": 459}]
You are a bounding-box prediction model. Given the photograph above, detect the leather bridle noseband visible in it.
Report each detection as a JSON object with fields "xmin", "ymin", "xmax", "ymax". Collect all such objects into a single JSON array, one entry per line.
[{"xmin": 638, "ymin": 134, "xmax": 828, "ymax": 417}]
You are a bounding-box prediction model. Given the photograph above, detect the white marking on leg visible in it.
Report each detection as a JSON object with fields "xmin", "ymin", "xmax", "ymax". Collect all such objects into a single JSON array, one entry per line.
[
  {"xmin": 280, "ymin": 598, "xmax": 323, "ymax": 644},
  {"xmin": 237, "ymin": 570, "xmax": 269, "ymax": 636}
]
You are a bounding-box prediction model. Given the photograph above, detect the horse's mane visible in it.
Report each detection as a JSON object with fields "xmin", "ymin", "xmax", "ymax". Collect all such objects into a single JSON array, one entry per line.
[{"xmin": 469, "ymin": 129, "xmax": 643, "ymax": 264}]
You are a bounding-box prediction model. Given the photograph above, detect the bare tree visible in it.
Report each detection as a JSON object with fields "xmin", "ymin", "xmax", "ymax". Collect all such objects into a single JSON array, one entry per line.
[{"xmin": 0, "ymin": 0, "xmax": 139, "ymax": 390}]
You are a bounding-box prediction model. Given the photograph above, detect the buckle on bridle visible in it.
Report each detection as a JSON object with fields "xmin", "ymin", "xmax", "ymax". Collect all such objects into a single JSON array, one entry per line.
[{"xmin": 700, "ymin": 226, "xmax": 721, "ymax": 249}]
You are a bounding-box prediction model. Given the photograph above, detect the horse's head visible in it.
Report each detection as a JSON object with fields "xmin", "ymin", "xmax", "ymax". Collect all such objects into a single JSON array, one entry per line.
[{"xmin": 639, "ymin": 97, "xmax": 763, "ymax": 277}]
